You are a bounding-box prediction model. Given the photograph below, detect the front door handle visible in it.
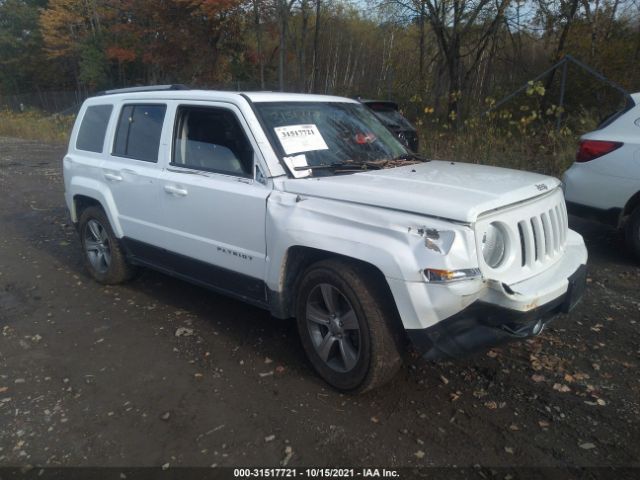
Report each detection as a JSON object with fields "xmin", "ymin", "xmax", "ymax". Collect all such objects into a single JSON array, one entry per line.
[
  {"xmin": 164, "ymin": 185, "xmax": 188, "ymax": 197},
  {"xmin": 103, "ymin": 172, "xmax": 123, "ymax": 182}
]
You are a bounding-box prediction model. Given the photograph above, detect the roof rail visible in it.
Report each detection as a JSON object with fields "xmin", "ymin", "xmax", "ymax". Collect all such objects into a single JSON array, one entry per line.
[{"xmin": 97, "ymin": 84, "xmax": 189, "ymax": 96}]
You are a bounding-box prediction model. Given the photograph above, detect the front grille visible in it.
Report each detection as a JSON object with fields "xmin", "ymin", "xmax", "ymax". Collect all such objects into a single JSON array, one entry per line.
[{"xmin": 517, "ymin": 199, "xmax": 568, "ymax": 267}]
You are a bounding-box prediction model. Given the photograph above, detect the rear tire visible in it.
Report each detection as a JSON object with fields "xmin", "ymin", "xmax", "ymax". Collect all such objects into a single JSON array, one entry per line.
[
  {"xmin": 625, "ymin": 206, "xmax": 640, "ymax": 261},
  {"xmin": 78, "ymin": 206, "xmax": 136, "ymax": 284},
  {"xmin": 295, "ymin": 259, "xmax": 403, "ymax": 393}
]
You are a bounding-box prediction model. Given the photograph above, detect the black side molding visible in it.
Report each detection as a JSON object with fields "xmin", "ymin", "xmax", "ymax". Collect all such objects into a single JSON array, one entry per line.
[{"xmin": 121, "ymin": 237, "xmax": 269, "ymax": 309}]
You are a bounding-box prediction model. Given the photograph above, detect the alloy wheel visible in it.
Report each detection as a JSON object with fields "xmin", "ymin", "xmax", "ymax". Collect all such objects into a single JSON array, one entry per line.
[
  {"xmin": 84, "ymin": 219, "xmax": 111, "ymax": 274},
  {"xmin": 305, "ymin": 283, "xmax": 361, "ymax": 372}
]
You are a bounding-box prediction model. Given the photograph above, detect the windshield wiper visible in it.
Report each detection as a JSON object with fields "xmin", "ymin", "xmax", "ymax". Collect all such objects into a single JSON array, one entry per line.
[
  {"xmin": 392, "ymin": 152, "xmax": 429, "ymax": 162},
  {"xmin": 293, "ymin": 161, "xmax": 382, "ymax": 171},
  {"xmin": 292, "ymin": 155, "xmax": 427, "ymax": 173}
]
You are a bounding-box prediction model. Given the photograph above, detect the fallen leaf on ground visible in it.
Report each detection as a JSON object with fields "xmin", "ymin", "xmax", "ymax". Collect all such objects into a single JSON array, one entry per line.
[
  {"xmin": 281, "ymin": 446, "xmax": 293, "ymax": 466},
  {"xmin": 552, "ymin": 383, "xmax": 571, "ymax": 393},
  {"xmin": 414, "ymin": 450, "xmax": 425, "ymax": 459},
  {"xmin": 531, "ymin": 374, "xmax": 545, "ymax": 383},
  {"xmin": 579, "ymin": 442, "xmax": 596, "ymax": 450},
  {"xmin": 175, "ymin": 327, "xmax": 194, "ymax": 337},
  {"xmin": 472, "ymin": 389, "xmax": 488, "ymax": 398}
]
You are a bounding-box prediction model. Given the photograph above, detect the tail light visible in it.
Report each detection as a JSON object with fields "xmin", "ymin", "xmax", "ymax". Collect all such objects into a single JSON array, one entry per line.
[{"xmin": 576, "ymin": 140, "xmax": 623, "ymax": 162}]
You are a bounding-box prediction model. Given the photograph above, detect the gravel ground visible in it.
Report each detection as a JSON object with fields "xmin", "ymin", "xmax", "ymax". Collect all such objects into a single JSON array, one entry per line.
[{"xmin": 0, "ymin": 137, "xmax": 639, "ymax": 471}]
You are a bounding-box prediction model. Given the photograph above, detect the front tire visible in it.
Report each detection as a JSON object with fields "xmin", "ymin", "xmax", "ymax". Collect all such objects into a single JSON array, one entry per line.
[
  {"xmin": 626, "ymin": 206, "xmax": 640, "ymax": 261},
  {"xmin": 78, "ymin": 206, "xmax": 136, "ymax": 284},
  {"xmin": 295, "ymin": 259, "xmax": 403, "ymax": 393}
]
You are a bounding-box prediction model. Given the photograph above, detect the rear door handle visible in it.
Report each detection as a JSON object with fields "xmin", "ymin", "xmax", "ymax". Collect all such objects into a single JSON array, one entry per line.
[
  {"xmin": 164, "ymin": 185, "xmax": 188, "ymax": 197},
  {"xmin": 103, "ymin": 172, "xmax": 123, "ymax": 182}
]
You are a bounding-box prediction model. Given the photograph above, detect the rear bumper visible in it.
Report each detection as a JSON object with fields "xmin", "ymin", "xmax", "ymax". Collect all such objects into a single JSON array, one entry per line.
[
  {"xmin": 566, "ymin": 201, "xmax": 622, "ymax": 228},
  {"xmin": 407, "ymin": 264, "xmax": 587, "ymax": 360}
]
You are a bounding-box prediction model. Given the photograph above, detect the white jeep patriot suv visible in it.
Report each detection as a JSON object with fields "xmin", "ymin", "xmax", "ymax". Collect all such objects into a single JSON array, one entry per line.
[{"xmin": 63, "ymin": 85, "xmax": 588, "ymax": 392}]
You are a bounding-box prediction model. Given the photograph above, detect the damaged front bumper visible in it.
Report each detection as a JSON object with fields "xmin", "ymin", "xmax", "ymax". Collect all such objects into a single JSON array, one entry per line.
[{"xmin": 407, "ymin": 264, "xmax": 587, "ymax": 360}]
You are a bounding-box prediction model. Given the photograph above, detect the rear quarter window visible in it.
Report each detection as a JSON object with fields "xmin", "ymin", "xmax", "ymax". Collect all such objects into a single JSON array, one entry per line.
[
  {"xmin": 113, "ymin": 104, "xmax": 167, "ymax": 162},
  {"xmin": 76, "ymin": 105, "xmax": 113, "ymax": 153},
  {"xmin": 597, "ymin": 96, "xmax": 636, "ymax": 130}
]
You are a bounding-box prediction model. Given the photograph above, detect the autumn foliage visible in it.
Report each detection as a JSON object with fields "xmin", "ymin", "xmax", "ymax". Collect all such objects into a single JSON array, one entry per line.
[
  {"xmin": 1, "ymin": 0, "xmax": 639, "ymax": 119},
  {"xmin": 38, "ymin": 0, "xmax": 245, "ymax": 87}
]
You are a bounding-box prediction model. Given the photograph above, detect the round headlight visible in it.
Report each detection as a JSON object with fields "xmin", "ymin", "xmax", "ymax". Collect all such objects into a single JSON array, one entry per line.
[{"xmin": 481, "ymin": 223, "xmax": 506, "ymax": 268}]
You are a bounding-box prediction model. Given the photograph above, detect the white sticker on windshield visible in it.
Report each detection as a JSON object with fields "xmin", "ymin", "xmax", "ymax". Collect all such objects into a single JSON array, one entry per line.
[
  {"xmin": 274, "ymin": 124, "xmax": 329, "ymax": 155},
  {"xmin": 282, "ymin": 154, "xmax": 312, "ymax": 178}
]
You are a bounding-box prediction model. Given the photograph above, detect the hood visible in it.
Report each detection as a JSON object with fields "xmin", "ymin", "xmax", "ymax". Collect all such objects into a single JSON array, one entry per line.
[{"xmin": 282, "ymin": 160, "xmax": 560, "ymax": 223}]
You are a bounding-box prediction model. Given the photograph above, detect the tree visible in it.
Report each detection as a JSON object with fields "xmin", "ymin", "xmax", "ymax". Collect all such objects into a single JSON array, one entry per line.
[
  {"xmin": 0, "ymin": 0, "xmax": 53, "ymax": 93},
  {"xmin": 384, "ymin": 0, "xmax": 510, "ymax": 119},
  {"xmin": 275, "ymin": 0, "xmax": 298, "ymax": 90},
  {"xmin": 39, "ymin": 0, "xmax": 246, "ymax": 88},
  {"xmin": 40, "ymin": 0, "xmax": 111, "ymax": 89},
  {"xmin": 298, "ymin": 0, "xmax": 311, "ymax": 90},
  {"xmin": 252, "ymin": 0, "xmax": 266, "ymax": 88},
  {"xmin": 310, "ymin": 0, "xmax": 322, "ymax": 92},
  {"xmin": 536, "ymin": 0, "xmax": 580, "ymax": 95}
]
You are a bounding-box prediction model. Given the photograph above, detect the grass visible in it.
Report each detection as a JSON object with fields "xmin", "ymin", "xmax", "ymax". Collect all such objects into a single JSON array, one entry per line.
[
  {"xmin": 0, "ymin": 109, "xmax": 75, "ymax": 144},
  {"xmin": 418, "ymin": 120, "xmax": 583, "ymax": 178}
]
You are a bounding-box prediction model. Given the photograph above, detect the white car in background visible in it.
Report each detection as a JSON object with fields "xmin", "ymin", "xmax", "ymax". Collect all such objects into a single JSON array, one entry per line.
[{"xmin": 563, "ymin": 93, "xmax": 640, "ymax": 260}]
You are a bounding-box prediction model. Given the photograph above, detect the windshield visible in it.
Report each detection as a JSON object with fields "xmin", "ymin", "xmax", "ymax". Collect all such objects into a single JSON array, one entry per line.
[{"xmin": 255, "ymin": 102, "xmax": 409, "ymax": 174}]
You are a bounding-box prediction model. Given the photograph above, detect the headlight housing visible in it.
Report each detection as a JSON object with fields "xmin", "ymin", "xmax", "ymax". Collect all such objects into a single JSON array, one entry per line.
[{"xmin": 480, "ymin": 222, "xmax": 506, "ymax": 268}]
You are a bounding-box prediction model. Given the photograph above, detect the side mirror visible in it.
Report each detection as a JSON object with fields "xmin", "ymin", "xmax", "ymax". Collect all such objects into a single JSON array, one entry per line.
[{"xmin": 254, "ymin": 158, "xmax": 267, "ymax": 185}]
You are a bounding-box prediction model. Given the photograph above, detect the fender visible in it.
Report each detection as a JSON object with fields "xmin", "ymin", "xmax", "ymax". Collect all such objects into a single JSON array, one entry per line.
[
  {"xmin": 69, "ymin": 176, "xmax": 123, "ymax": 238},
  {"xmin": 264, "ymin": 191, "xmax": 477, "ymax": 292}
]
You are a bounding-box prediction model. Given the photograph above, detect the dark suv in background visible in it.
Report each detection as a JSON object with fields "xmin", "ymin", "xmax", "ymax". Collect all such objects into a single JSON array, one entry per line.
[{"xmin": 358, "ymin": 99, "xmax": 419, "ymax": 152}]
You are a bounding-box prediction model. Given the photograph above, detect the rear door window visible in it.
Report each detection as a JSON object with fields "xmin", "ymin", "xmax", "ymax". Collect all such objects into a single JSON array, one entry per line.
[
  {"xmin": 76, "ymin": 105, "xmax": 113, "ymax": 153},
  {"xmin": 113, "ymin": 104, "xmax": 167, "ymax": 162}
]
